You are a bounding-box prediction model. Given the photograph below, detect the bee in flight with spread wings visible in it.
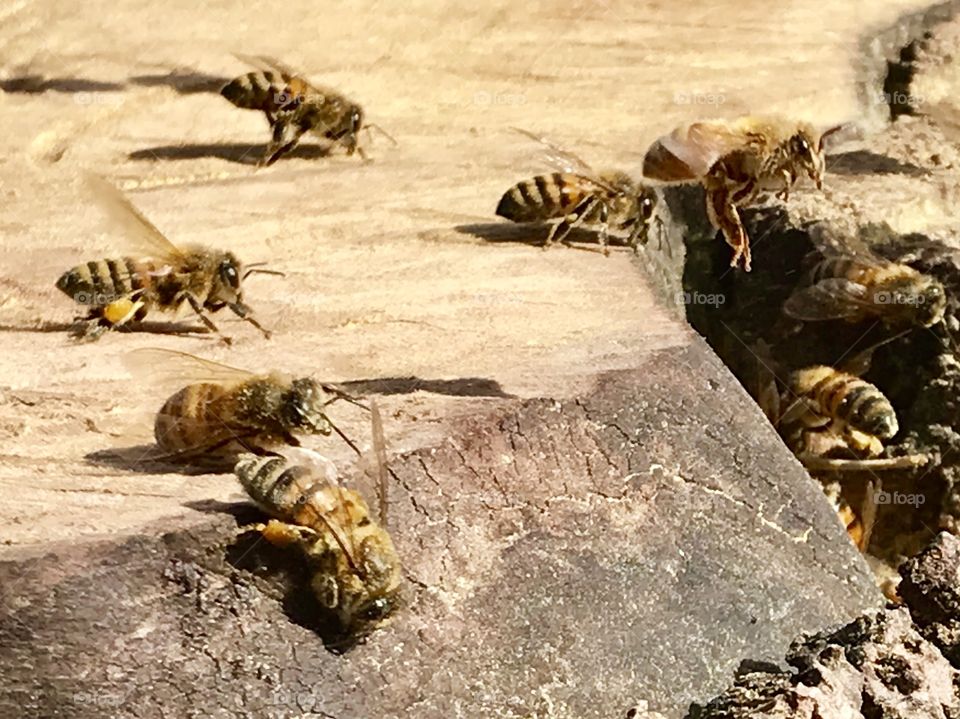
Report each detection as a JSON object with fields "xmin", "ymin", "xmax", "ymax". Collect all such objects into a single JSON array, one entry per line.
[
  {"xmin": 783, "ymin": 228, "xmax": 947, "ymax": 329},
  {"xmin": 55, "ymin": 175, "xmax": 275, "ymax": 343},
  {"xmin": 234, "ymin": 400, "xmax": 401, "ymax": 641},
  {"xmin": 125, "ymin": 348, "xmax": 365, "ymax": 465},
  {"xmin": 495, "ymin": 128, "xmax": 659, "ymax": 256},
  {"xmin": 643, "ymin": 116, "xmax": 843, "ymax": 271},
  {"xmin": 221, "ymin": 54, "xmax": 394, "ymax": 166}
]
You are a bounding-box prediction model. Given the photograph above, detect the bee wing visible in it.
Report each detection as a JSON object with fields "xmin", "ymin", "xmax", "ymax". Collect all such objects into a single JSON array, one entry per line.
[
  {"xmin": 807, "ymin": 225, "xmax": 889, "ymax": 268},
  {"xmin": 123, "ymin": 348, "xmax": 256, "ymax": 389},
  {"xmin": 783, "ymin": 278, "xmax": 873, "ymax": 321},
  {"xmin": 85, "ymin": 174, "xmax": 184, "ymax": 262},
  {"xmin": 509, "ymin": 127, "xmax": 601, "ymax": 176},
  {"xmin": 233, "ymin": 53, "xmax": 303, "ymax": 81},
  {"xmin": 369, "ymin": 400, "xmax": 390, "ymax": 529},
  {"xmin": 643, "ymin": 121, "xmax": 748, "ymax": 181}
]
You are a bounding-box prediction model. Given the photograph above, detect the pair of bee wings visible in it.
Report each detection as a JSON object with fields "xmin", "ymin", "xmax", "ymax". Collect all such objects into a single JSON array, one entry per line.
[
  {"xmin": 234, "ymin": 53, "xmax": 305, "ymax": 83},
  {"xmin": 84, "ymin": 174, "xmax": 186, "ymax": 263},
  {"xmin": 510, "ymin": 128, "xmax": 626, "ymax": 195},
  {"xmin": 782, "ymin": 228, "xmax": 892, "ymax": 322},
  {"xmin": 642, "ymin": 119, "xmax": 764, "ymax": 182}
]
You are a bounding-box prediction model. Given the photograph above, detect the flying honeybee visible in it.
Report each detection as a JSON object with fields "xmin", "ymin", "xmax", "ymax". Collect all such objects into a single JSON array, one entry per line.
[
  {"xmin": 234, "ymin": 403, "xmax": 401, "ymax": 638},
  {"xmin": 784, "ymin": 230, "xmax": 947, "ymax": 328},
  {"xmin": 778, "ymin": 365, "xmax": 898, "ymax": 459},
  {"xmin": 56, "ymin": 175, "xmax": 273, "ymax": 343},
  {"xmin": 126, "ymin": 349, "xmax": 359, "ymax": 463},
  {"xmin": 221, "ymin": 54, "xmax": 389, "ymax": 166},
  {"xmin": 496, "ymin": 129, "xmax": 659, "ymax": 255},
  {"xmin": 643, "ymin": 116, "xmax": 842, "ymax": 271}
]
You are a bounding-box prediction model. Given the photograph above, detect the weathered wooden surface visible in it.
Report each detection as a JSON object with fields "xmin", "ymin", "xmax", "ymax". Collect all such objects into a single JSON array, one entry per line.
[{"xmin": 0, "ymin": 0, "xmax": 954, "ymax": 717}]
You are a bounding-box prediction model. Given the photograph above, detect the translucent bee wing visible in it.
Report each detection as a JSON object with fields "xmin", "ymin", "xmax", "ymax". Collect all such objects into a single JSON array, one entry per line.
[
  {"xmin": 509, "ymin": 127, "xmax": 600, "ymax": 175},
  {"xmin": 279, "ymin": 446, "xmax": 340, "ymax": 485},
  {"xmin": 233, "ymin": 53, "xmax": 303, "ymax": 80},
  {"xmin": 808, "ymin": 225, "xmax": 889, "ymax": 268},
  {"xmin": 84, "ymin": 174, "xmax": 184, "ymax": 261},
  {"xmin": 783, "ymin": 279, "xmax": 873, "ymax": 321},
  {"xmin": 369, "ymin": 400, "xmax": 390, "ymax": 530},
  {"xmin": 643, "ymin": 120, "xmax": 750, "ymax": 181},
  {"xmin": 123, "ymin": 348, "xmax": 256, "ymax": 388}
]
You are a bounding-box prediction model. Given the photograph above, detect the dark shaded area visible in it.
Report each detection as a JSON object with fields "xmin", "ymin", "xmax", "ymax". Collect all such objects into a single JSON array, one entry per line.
[
  {"xmin": 0, "ymin": 350, "xmax": 880, "ymax": 719},
  {"xmin": 339, "ymin": 375, "xmax": 515, "ymax": 398},
  {"xmin": 128, "ymin": 71, "xmax": 228, "ymax": 95},
  {"xmin": 826, "ymin": 149, "xmax": 927, "ymax": 177},
  {"xmin": 129, "ymin": 142, "xmax": 330, "ymax": 164},
  {"xmin": 688, "ymin": 533, "xmax": 960, "ymax": 717},
  {"xmin": 669, "ymin": 181, "xmax": 960, "ymax": 563},
  {"xmin": 0, "ymin": 75, "xmax": 125, "ymax": 93}
]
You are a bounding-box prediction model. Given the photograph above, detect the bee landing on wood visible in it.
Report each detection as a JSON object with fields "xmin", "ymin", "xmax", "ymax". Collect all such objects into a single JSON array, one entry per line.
[
  {"xmin": 496, "ymin": 129, "xmax": 659, "ymax": 256},
  {"xmin": 126, "ymin": 349, "xmax": 361, "ymax": 464},
  {"xmin": 55, "ymin": 175, "xmax": 274, "ymax": 343},
  {"xmin": 234, "ymin": 403, "xmax": 401, "ymax": 639},
  {"xmin": 643, "ymin": 116, "xmax": 842, "ymax": 272},
  {"xmin": 784, "ymin": 231, "xmax": 947, "ymax": 329},
  {"xmin": 221, "ymin": 55, "xmax": 392, "ymax": 166}
]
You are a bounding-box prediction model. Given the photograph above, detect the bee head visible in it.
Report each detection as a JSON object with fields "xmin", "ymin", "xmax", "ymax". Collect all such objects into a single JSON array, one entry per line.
[
  {"xmin": 915, "ymin": 278, "xmax": 948, "ymax": 327},
  {"xmin": 282, "ymin": 378, "xmax": 333, "ymax": 434},
  {"xmin": 789, "ymin": 128, "xmax": 825, "ymax": 189},
  {"xmin": 637, "ymin": 190, "xmax": 657, "ymax": 222},
  {"xmin": 310, "ymin": 531, "xmax": 401, "ymax": 639},
  {"xmin": 209, "ymin": 252, "xmax": 244, "ymax": 305}
]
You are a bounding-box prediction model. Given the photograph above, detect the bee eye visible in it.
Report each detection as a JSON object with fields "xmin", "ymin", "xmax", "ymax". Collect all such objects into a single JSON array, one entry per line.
[
  {"xmin": 219, "ymin": 262, "xmax": 240, "ymax": 289},
  {"xmin": 360, "ymin": 598, "xmax": 390, "ymax": 621}
]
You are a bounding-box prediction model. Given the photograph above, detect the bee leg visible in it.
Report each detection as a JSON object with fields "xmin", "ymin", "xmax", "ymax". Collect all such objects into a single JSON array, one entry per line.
[
  {"xmin": 545, "ymin": 196, "xmax": 601, "ymax": 251},
  {"xmin": 227, "ymin": 302, "xmax": 272, "ymax": 339},
  {"xmin": 243, "ymin": 519, "xmax": 318, "ymax": 547},
  {"xmin": 261, "ymin": 118, "xmax": 304, "ymax": 167},
  {"xmin": 705, "ymin": 180, "xmax": 755, "ymax": 272},
  {"xmin": 181, "ymin": 293, "xmax": 232, "ymax": 345},
  {"xmin": 69, "ymin": 317, "xmax": 109, "ymax": 342}
]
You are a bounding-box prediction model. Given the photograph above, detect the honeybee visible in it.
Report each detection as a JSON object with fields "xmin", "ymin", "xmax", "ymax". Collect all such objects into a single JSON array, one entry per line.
[
  {"xmin": 779, "ymin": 365, "xmax": 898, "ymax": 459},
  {"xmin": 825, "ymin": 480, "xmax": 878, "ymax": 552},
  {"xmin": 221, "ymin": 55, "xmax": 372, "ymax": 166},
  {"xmin": 496, "ymin": 129, "xmax": 659, "ymax": 255},
  {"xmin": 56, "ymin": 175, "xmax": 273, "ymax": 343},
  {"xmin": 127, "ymin": 349, "xmax": 356, "ymax": 463},
  {"xmin": 784, "ymin": 232, "xmax": 947, "ymax": 328},
  {"xmin": 234, "ymin": 403, "xmax": 400, "ymax": 638},
  {"xmin": 643, "ymin": 117, "xmax": 842, "ymax": 271}
]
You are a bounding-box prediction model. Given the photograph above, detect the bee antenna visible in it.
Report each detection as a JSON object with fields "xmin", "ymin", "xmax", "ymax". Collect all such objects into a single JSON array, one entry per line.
[
  {"xmin": 243, "ymin": 268, "xmax": 286, "ymax": 279},
  {"xmin": 362, "ymin": 123, "xmax": 398, "ymax": 147},
  {"xmin": 322, "ymin": 385, "xmax": 371, "ymax": 411}
]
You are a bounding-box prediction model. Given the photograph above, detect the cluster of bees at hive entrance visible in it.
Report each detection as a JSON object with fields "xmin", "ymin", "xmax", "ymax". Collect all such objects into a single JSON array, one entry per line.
[{"xmin": 52, "ymin": 51, "xmax": 945, "ymax": 638}]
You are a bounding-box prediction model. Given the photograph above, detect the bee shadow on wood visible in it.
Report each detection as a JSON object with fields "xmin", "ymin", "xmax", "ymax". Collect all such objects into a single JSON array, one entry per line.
[
  {"xmin": 340, "ymin": 376, "xmax": 515, "ymax": 399},
  {"xmin": 85, "ymin": 446, "xmax": 232, "ymax": 476},
  {"xmin": 127, "ymin": 71, "xmax": 229, "ymax": 95},
  {"xmin": 0, "ymin": 76, "xmax": 126, "ymax": 93},
  {"xmin": 129, "ymin": 143, "xmax": 331, "ymax": 165},
  {"xmin": 217, "ymin": 517, "xmax": 365, "ymax": 652},
  {"xmin": 826, "ymin": 150, "xmax": 927, "ymax": 177},
  {"xmin": 455, "ymin": 222, "xmax": 622, "ymax": 252}
]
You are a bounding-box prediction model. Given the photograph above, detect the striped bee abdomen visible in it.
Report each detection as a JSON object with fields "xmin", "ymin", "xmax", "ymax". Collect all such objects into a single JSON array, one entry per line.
[
  {"xmin": 154, "ymin": 382, "xmax": 235, "ymax": 454},
  {"xmin": 235, "ymin": 454, "xmax": 315, "ymax": 521},
  {"xmin": 796, "ymin": 367, "xmax": 898, "ymax": 440},
  {"xmin": 496, "ymin": 173, "xmax": 583, "ymax": 222},
  {"xmin": 220, "ymin": 71, "xmax": 289, "ymax": 111},
  {"xmin": 55, "ymin": 257, "xmax": 144, "ymax": 307}
]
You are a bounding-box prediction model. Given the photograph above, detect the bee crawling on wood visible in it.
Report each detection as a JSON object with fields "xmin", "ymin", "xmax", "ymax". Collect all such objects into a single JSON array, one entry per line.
[
  {"xmin": 221, "ymin": 54, "xmax": 394, "ymax": 166},
  {"xmin": 126, "ymin": 349, "xmax": 363, "ymax": 464},
  {"xmin": 234, "ymin": 402, "xmax": 401, "ymax": 639},
  {"xmin": 56, "ymin": 175, "xmax": 275, "ymax": 344},
  {"xmin": 643, "ymin": 116, "xmax": 844, "ymax": 271},
  {"xmin": 496, "ymin": 128, "xmax": 659, "ymax": 256},
  {"xmin": 784, "ymin": 228, "xmax": 947, "ymax": 329}
]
